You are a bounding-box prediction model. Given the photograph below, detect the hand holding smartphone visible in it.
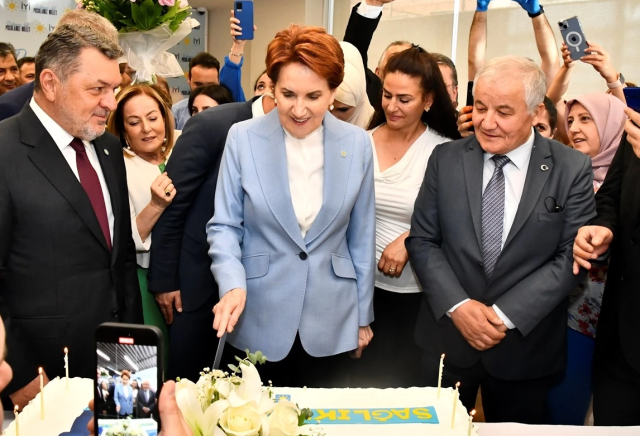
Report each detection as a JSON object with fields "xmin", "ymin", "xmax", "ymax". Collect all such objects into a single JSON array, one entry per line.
[
  {"xmin": 558, "ymin": 17, "xmax": 589, "ymax": 61},
  {"xmin": 95, "ymin": 323, "xmax": 163, "ymax": 435},
  {"xmin": 233, "ymin": 1, "xmax": 254, "ymax": 40}
]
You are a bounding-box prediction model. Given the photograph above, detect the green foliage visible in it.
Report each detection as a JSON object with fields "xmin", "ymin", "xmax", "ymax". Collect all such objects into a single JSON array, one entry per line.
[
  {"xmin": 298, "ymin": 408, "xmax": 314, "ymax": 426},
  {"xmin": 79, "ymin": 0, "xmax": 191, "ymax": 33}
]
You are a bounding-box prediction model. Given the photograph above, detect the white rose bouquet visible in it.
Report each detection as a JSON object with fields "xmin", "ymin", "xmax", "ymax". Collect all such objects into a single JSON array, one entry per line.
[{"xmin": 175, "ymin": 351, "xmax": 319, "ymax": 436}]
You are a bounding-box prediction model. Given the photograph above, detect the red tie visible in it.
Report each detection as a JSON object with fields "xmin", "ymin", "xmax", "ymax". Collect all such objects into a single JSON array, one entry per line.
[{"xmin": 69, "ymin": 138, "xmax": 112, "ymax": 251}]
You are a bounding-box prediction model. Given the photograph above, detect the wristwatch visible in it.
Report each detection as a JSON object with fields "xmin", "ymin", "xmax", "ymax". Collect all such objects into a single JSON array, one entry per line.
[
  {"xmin": 607, "ymin": 73, "xmax": 625, "ymax": 89},
  {"xmin": 528, "ymin": 4, "xmax": 544, "ymax": 18}
]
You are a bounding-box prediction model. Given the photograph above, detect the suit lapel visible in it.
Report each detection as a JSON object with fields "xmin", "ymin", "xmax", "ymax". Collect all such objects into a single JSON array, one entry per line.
[
  {"xmin": 94, "ymin": 135, "xmax": 119, "ymax": 262},
  {"xmin": 463, "ymin": 137, "xmax": 485, "ymax": 251},
  {"xmin": 249, "ymin": 111, "xmax": 306, "ymax": 251},
  {"xmin": 21, "ymin": 106, "xmax": 110, "ymax": 252},
  {"xmin": 504, "ymin": 135, "xmax": 553, "ymax": 248},
  {"xmin": 304, "ymin": 114, "xmax": 354, "ymax": 246}
]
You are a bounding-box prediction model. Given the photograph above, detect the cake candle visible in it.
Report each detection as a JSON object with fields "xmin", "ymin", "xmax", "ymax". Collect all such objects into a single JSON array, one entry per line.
[
  {"xmin": 451, "ymin": 381, "xmax": 460, "ymax": 429},
  {"xmin": 14, "ymin": 405, "xmax": 19, "ymax": 436},
  {"xmin": 437, "ymin": 353, "xmax": 445, "ymax": 398},
  {"xmin": 468, "ymin": 409, "xmax": 476, "ymax": 436},
  {"xmin": 39, "ymin": 367, "xmax": 44, "ymax": 419},
  {"xmin": 64, "ymin": 347, "xmax": 69, "ymax": 390}
]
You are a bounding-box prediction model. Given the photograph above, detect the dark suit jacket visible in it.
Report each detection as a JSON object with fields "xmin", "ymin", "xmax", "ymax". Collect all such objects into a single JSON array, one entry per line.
[
  {"xmin": 406, "ymin": 132, "xmax": 596, "ymax": 381},
  {"xmin": 592, "ymin": 134, "xmax": 640, "ymax": 372},
  {"xmin": 343, "ymin": 2, "xmax": 382, "ymax": 112},
  {"xmin": 0, "ymin": 81, "xmax": 34, "ymax": 122},
  {"xmin": 147, "ymin": 98, "xmax": 255, "ymax": 309},
  {"xmin": 136, "ymin": 389, "xmax": 156, "ymax": 417},
  {"xmin": 0, "ymin": 104, "xmax": 142, "ymax": 395}
]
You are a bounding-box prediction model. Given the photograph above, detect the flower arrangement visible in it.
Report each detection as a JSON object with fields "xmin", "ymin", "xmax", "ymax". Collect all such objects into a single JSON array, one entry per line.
[
  {"xmin": 77, "ymin": 0, "xmax": 191, "ymax": 33},
  {"xmin": 103, "ymin": 417, "xmax": 149, "ymax": 436},
  {"xmin": 77, "ymin": 0, "xmax": 197, "ymax": 83},
  {"xmin": 175, "ymin": 351, "xmax": 320, "ymax": 436}
]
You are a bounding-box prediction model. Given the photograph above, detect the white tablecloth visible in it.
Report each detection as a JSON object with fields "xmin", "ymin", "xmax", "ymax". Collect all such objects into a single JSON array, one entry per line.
[
  {"xmin": 477, "ymin": 423, "xmax": 640, "ymax": 435},
  {"xmin": 3, "ymin": 411, "xmax": 639, "ymax": 435}
]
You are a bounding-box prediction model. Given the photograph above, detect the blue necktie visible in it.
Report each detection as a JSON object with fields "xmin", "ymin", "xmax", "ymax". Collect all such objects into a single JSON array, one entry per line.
[{"xmin": 482, "ymin": 155, "xmax": 511, "ymax": 278}]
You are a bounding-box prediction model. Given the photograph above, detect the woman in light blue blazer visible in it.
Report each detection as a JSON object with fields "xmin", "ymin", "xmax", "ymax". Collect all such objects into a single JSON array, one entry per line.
[
  {"xmin": 207, "ymin": 24, "xmax": 375, "ymax": 388},
  {"xmin": 114, "ymin": 370, "xmax": 134, "ymax": 417}
]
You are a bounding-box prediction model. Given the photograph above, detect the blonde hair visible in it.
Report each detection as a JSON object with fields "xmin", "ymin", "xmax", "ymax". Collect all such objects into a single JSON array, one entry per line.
[{"xmin": 107, "ymin": 84, "xmax": 175, "ymax": 157}]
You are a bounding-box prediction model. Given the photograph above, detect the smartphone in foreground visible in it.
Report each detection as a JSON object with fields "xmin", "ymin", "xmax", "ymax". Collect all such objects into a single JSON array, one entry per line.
[
  {"xmin": 558, "ymin": 16, "xmax": 588, "ymax": 61},
  {"xmin": 95, "ymin": 323, "xmax": 163, "ymax": 436},
  {"xmin": 624, "ymin": 87, "xmax": 640, "ymax": 127},
  {"xmin": 234, "ymin": 1, "xmax": 254, "ymax": 40}
]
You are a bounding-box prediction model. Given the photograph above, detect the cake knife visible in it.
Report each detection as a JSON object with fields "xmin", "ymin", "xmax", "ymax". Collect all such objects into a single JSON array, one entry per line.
[{"xmin": 213, "ymin": 332, "xmax": 227, "ymax": 370}]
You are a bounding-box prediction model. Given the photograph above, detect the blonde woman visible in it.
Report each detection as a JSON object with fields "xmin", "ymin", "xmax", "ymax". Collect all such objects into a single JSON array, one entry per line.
[{"xmin": 107, "ymin": 84, "xmax": 176, "ymax": 351}]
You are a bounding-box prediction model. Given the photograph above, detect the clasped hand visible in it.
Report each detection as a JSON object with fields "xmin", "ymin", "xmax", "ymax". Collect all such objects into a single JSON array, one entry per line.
[
  {"xmin": 450, "ymin": 300, "xmax": 507, "ymax": 351},
  {"xmin": 378, "ymin": 232, "xmax": 409, "ymax": 277},
  {"xmin": 572, "ymin": 225, "xmax": 613, "ymax": 274}
]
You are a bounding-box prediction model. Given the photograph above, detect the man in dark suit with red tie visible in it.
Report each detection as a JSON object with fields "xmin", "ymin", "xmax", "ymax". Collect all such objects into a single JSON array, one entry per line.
[{"xmin": 0, "ymin": 21, "xmax": 142, "ymax": 396}]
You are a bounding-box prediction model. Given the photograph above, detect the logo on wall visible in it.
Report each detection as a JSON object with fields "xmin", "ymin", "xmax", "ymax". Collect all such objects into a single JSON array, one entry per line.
[
  {"xmin": 6, "ymin": 1, "xmax": 19, "ymax": 12},
  {"xmin": 34, "ymin": 21, "xmax": 46, "ymax": 34},
  {"xmin": 32, "ymin": 5, "xmax": 57, "ymax": 14},
  {"xmin": 5, "ymin": 22, "xmax": 21, "ymax": 31},
  {"xmin": 193, "ymin": 38, "xmax": 200, "ymax": 45}
]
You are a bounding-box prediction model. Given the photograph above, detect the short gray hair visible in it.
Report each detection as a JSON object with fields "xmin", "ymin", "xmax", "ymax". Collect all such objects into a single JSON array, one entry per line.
[
  {"xmin": 34, "ymin": 24, "xmax": 123, "ymax": 92},
  {"xmin": 473, "ymin": 56, "xmax": 546, "ymax": 114},
  {"xmin": 56, "ymin": 9, "xmax": 119, "ymax": 44}
]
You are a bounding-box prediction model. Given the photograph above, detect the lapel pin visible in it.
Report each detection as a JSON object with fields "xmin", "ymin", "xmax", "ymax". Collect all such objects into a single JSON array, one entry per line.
[
  {"xmin": 104, "ymin": 149, "xmax": 110, "ymax": 156},
  {"xmin": 340, "ymin": 151, "xmax": 347, "ymax": 158},
  {"xmin": 541, "ymin": 164, "xmax": 548, "ymax": 171}
]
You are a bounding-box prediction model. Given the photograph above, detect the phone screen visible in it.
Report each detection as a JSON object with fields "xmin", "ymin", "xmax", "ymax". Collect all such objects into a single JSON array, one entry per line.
[{"xmin": 96, "ymin": 324, "xmax": 161, "ymax": 436}]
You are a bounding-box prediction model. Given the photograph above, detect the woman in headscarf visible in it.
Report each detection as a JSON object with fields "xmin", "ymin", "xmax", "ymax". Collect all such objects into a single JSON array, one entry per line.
[
  {"xmin": 330, "ymin": 42, "xmax": 375, "ymax": 129},
  {"xmin": 546, "ymin": 92, "xmax": 626, "ymax": 425}
]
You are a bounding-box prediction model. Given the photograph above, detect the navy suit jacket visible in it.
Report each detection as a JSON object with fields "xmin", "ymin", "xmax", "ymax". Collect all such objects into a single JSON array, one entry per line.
[
  {"xmin": 147, "ymin": 98, "xmax": 255, "ymax": 310},
  {"xmin": 0, "ymin": 81, "xmax": 34, "ymax": 122}
]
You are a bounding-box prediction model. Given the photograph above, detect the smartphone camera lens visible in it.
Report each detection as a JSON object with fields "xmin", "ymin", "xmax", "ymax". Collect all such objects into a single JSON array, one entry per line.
[{"xmin": 236, "ymin": 2, "xmax": 242, "ymax": 9}]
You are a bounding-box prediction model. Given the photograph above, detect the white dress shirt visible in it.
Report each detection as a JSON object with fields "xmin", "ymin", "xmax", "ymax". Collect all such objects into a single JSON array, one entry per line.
[
  {"xmin": 370, "ymin": 125, "xmax": 449, "ymax": 293},
  {"xmin": 449, "ymin": 129, "xmax": 535, "ymax": 329},
  {"xmin": 30, "ymin": 98, "xmax": 114, "ymax": 243},
  {"xmin": 251, "ymin": 95, "xmax": 268, "ymax": 118},
  {"xmin": 357, "ymin": 1, "xmax": 383, "ymax": 19},
  {"xmin": 283, "ymin": 126, "xmax": 324, "ymax": 237}
]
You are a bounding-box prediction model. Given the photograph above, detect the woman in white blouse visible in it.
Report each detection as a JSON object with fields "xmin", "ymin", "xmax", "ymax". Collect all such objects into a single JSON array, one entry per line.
[
  {"xmin": 355, "ymin": 46, "xmax": 461, "ymax": 388},
  {"xmin": 107, "ymin": 85, "xmax": 176, "ymax": 351},
  {"xmin": 208, "ymin": 25, "xmax": 375, "ymax": 388}
]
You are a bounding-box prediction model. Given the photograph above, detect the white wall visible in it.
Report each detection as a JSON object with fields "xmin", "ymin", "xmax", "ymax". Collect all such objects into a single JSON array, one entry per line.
[{"xmin": 333, "ymin": 0, "xmax": 640, "ymax": 100}]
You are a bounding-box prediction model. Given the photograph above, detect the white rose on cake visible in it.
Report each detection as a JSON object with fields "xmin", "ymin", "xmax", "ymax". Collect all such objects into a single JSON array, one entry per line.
[
  {"xmin": 219, "ymin": 403, "xmax": 265, "ymax": 436},
  {"xmin": 269, "ymin": 401, "xmax": 302, "ymax": 436}
]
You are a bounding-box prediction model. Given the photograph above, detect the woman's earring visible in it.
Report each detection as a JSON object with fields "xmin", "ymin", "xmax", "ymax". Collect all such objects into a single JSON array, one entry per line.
[
  {"xmin": 163, "ymin": 137, "xmax": 167, "ymax": 144},
  {"xmin": 425, "ymin": 106, "xmax": 431, "ymax": 112},
  {"xmin": 161, "ymin": 146, "xmax": 167, "ymax": 154},
  {"xmin": 273, "ymin": 98, "xmax": 278, "ymax": 104},
  {"xmin": 125, "ymin": 139, "xmax": 131, "ymax": 149},
  {"xmin": 329, "ymin": 104, "xmax": 335, "ymax": 111}
]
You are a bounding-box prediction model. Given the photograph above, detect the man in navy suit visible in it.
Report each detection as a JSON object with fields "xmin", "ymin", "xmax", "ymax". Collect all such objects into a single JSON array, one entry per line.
[
  {"xmin": 0, "ymin": 17, "xmax": 142, "ymax": 397},
  {"xmin": 148, "ymin": 95, "xmax": 275, "ymax": 380}
]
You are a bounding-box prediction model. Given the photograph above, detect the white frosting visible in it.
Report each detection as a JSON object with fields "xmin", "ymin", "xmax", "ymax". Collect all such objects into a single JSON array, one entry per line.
[
  {"xmin": 3, "ymin": 377, "xmax": 93, "ymax": 436},
  {"xmin": 273, "ymin": 387, "xmax": 478, "ymax": 436}
]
